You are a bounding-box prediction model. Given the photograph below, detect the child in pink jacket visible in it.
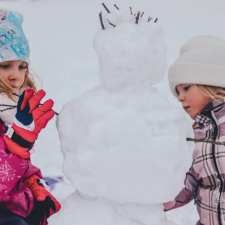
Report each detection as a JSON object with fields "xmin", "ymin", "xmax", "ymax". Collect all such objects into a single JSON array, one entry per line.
[
  {"xmin": 164, "ymin": 35, "xmax": 225, "ymax": 225},
  {"xmin": 0, "ymin": 9, "xmax": 61, "ymax": 225}
]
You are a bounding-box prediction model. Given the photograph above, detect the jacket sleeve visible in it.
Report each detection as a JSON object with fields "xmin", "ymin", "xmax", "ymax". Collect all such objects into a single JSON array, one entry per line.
[
  {"xmin": 23, "ymin": 161, "xmax": 43, "ymax": 180},
  {"xmin": 174, "ymin": 167, "xmax": 199, "ymax": 207}
]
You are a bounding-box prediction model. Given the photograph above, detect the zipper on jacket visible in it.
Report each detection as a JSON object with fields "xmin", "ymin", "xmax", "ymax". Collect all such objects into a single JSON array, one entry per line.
[{"xmin": 208, "ymin": 111, "xmax": 223, "ymax": 225}]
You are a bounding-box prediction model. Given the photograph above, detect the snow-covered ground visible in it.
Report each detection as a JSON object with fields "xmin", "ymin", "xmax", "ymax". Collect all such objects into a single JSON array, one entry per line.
[
  {"xmin": 1, "ymin": 0, "xmax": 225, "ymax": 174},
  {"xmin": 0, "ymin": 0, "xmax": 225, "ymax": 224}
]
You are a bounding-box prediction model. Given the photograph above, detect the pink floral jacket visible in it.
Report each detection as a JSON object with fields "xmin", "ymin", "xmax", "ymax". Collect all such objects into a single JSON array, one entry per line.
[{"xmin": 0, "ymin": 120, "xmax": 41, "ymax": 218}]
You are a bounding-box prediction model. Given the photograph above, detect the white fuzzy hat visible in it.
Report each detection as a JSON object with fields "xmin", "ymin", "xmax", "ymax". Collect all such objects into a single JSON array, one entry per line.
[{"xmin": 168, "ymin": 35, "xmax": 225, "ymax": 96}]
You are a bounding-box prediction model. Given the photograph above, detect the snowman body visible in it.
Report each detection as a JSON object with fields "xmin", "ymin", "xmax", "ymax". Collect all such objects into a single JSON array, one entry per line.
[{"xmin": 51, "ymin": 18, "xmax": 194, "ymax": 225}]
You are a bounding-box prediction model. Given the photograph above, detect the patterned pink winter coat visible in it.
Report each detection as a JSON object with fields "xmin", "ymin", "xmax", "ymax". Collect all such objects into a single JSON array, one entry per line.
[
  {"xmin": 0, "ymin": 94, "xmax": 42, "ymax": 218},
  {"xmin": 175, "ymin": 100, "xmax": 225, "ymax": 225}
]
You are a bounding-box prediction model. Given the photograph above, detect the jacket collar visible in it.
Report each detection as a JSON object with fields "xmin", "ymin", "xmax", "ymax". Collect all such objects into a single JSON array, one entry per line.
[
  {"xmin": 193, "ymin": 100, "xmax": 225, "ymax": 128},
  {"xmin": 201, "ymin": 100, "xmax": 225, "ymax": 114}
]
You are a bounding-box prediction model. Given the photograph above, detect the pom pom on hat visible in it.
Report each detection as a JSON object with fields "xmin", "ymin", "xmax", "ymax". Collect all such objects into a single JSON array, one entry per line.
[
  {"xmin": 168, "ymin": 35, "xmax": 225, "ymax": 97},
  {"xmin": 0, "ymin": 9, "xmax": 29, "ymax": 63}
]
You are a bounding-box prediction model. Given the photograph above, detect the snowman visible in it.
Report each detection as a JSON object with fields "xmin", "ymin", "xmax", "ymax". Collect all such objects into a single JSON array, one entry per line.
[{"xmin": 50, "ymin": 4, "xmax": 194, "ymax": 225}]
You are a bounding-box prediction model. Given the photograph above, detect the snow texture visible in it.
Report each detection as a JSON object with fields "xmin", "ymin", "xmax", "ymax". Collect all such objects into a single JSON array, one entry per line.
[
  {"xmin": 55, "ymin": 5, "xmax": 194, "ymax": 225},
  {"xmin": 1, "ymin": 0, "xmax": 224, "ymax": 224}
]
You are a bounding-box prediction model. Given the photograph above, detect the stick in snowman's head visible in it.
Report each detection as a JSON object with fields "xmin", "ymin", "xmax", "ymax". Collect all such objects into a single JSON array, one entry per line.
[{"xmin": 94, "ymin": 3, "xmax": 166, "ymax": 92}]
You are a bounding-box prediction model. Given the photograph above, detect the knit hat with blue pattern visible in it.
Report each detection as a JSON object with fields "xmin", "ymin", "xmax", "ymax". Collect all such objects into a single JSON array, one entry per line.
[{"xmin": 0, "ymin": 9, "xmax": 29, "ymax": 63}]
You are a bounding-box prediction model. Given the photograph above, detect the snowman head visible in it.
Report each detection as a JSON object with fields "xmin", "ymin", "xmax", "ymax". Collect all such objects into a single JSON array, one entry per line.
[{"xmin": 93, "ymin": 4, "xmax": 166, "ymax": 91}]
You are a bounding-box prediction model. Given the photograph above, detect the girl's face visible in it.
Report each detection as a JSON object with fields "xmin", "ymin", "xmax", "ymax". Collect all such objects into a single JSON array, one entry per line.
[
  {"xmin": 176, "ymin": 84, "xmax": 212, "ymax": 119},
  {"xmin": 0, "ymin": 60, "xmax": 28, "ymax": 94}
]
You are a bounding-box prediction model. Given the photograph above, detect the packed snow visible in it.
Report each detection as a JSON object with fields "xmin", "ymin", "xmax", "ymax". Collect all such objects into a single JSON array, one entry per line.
[
  {"xmin": 55, "ymin": 5, "xmax": 195, "ymax": 225},
  {"xmin": 0, "ymin": 0, "xmax": 224, "ymax": 224}
]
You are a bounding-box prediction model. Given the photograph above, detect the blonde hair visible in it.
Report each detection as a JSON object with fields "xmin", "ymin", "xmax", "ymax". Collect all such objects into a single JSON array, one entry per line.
[
  {"xmin": 198, "ymin": 85, "xmax": 225, "ymax": 101},
  {"xmin": 0, "ymin": 71, "xmax": 37, "ymax": 101}
]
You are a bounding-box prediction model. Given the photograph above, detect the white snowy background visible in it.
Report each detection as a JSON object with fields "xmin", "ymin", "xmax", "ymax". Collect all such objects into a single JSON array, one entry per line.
[{"xmin": 0, "ymin": 0, "xmax": 225, "ymax": 225}]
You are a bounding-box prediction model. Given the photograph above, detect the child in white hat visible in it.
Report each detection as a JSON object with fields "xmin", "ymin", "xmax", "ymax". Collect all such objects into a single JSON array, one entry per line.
[{"xmin": 164, "ymin": 35, "xmax": 225, "ymax": 225}]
